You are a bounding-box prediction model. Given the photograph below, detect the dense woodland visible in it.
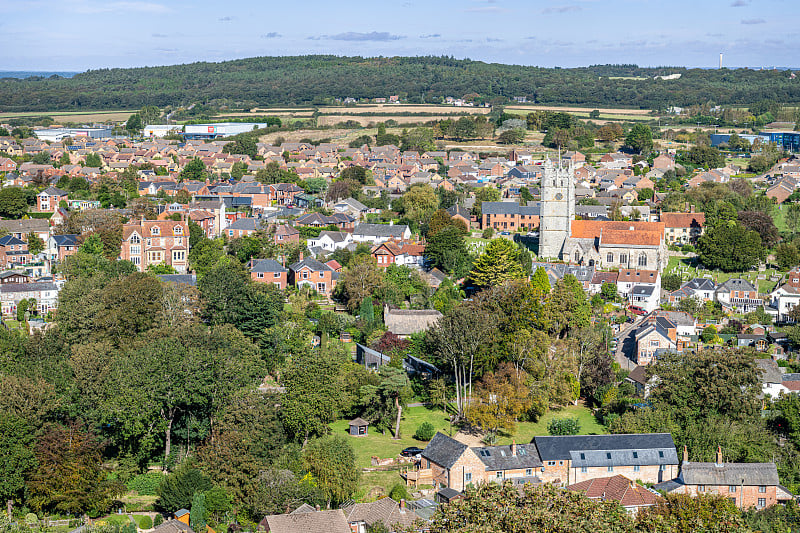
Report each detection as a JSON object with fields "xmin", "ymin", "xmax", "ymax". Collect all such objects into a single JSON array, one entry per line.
[{"xmin": 1, "ymin": 56, "xmax": 800, "ymax": 111}]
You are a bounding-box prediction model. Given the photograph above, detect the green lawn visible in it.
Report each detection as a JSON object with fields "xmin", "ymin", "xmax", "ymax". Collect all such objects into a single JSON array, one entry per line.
[{"xmin": 337, "ymin": 403, "xmax": 604, "ymax": 500}]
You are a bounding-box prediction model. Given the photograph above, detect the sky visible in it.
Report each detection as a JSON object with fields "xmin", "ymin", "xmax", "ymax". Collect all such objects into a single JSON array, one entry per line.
[{"xmin": 2, "ymin": 0, "xmax": 798, "ymax": 71}]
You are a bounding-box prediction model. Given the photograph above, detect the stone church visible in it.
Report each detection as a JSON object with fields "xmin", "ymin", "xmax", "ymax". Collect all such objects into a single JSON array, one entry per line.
[{"xmin": 538, "ymin": 159, "xmax": 668, "ymax": 271}]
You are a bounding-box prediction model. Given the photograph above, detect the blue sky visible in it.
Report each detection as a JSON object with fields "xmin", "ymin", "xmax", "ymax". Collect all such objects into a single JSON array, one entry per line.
[{"xmin": 2, "ymin": 0, "xmax": 797, "ymax": 71}]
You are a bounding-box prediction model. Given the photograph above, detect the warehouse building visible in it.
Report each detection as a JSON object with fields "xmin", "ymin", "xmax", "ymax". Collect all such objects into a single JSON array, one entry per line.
[
  {"xmin": 182, "ymin": 123, "xmax": 272, "ymax": 140},
  {"xmin": 33, "ymin": 126, "xmax": 113, "ymax": 142}
]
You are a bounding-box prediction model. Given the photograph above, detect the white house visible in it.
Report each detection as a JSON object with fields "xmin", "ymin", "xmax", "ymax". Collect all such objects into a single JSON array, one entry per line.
[
  {"xmin": 307, "ymin": 230, "xmax": 353, "ymax": 251},
  {"xmin": 352, "ymin": 223, "xmax": 411, "ymax": 244}
]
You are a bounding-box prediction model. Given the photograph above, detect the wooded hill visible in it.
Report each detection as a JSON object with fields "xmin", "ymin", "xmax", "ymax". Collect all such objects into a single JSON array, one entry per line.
[{"xmin": 1, "ymin": 56, "xmax": 799, "ymax": 112}]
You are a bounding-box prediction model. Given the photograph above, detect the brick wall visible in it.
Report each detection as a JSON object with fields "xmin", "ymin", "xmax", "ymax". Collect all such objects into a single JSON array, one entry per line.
[{"xmin": 681, "ymin": 484, "xmax": 777, "ymax": 509}]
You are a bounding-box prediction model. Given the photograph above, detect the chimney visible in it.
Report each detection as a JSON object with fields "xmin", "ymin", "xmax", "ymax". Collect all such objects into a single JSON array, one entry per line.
[
  {"xmin": 399, "ymin": 499, "xmax": 406, "ymax": 513},
  {"xmin": 511, "ymin": 440, "xmax": 517, "ymax": 457},
  {"xmin": 715, "ymin": 445, "xmax": 723, "ymax": 466},
  {"xmin": 683, "ymin": 445, "xmax": 688, "ymax": 463},
  {"xmin": 298, "ymin": 250, "xmax": 303, "ymax": 261}
]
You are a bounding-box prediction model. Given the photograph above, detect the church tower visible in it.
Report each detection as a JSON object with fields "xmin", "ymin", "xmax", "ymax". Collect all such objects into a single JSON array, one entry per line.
[{"xmin": 538, "ymin": 157, "xmax": 575, "ymax": 259}]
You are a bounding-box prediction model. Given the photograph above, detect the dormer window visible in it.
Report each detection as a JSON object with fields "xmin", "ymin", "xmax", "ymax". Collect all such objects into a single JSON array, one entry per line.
[
  {"xmin": 130, "ymin": 234, "xmax": 140, "ymax": 244},
  {"xmin": 173, "ymin": 225, "xmax": 183, "ymax": 235},
  {"xmin": 151, "ymin": 226, "xmax": 160, "ymax": 236}
]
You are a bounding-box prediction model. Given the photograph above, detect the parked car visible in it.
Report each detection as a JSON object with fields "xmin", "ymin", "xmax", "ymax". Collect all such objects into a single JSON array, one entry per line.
[
  {"xmin": 401, "ymin": 446, "xmax": 424, "ymax": 457},
  {"xmin": 628, "ymin": 305, "xmax": 646, "ymax": 316}
]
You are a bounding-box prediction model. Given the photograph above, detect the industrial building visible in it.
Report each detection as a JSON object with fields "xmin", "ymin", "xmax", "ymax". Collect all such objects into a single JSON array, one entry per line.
[
  {"xmin": 182, "ymin": 123, "xmax": 272, "ymax": 140},
  {"xmin": 143, "ymin": 124, "xmax": 182, "ymax": 138},
  {"xmin": 711, "ymin": 131, "xmax": 800, "ymax": 152},
  {"xmin": 33, "ymin": 126, "xmax": 113, "ymax": 142}
]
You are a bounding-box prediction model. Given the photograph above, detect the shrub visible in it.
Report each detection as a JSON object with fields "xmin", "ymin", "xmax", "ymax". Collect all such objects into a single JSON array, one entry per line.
[
  {"xmin": 547, "ymin": 417, "xmax": 581, "ymax": 436},
  {"xmin": 127, "ymin": 471, "xmax": 166, "ymax": 496},
  {"xmin": 482, "ymin": 228, "xmax": 494, "ymax": 239},
  {"xmin": 153, "ymin": 515, "xmax": 164, "ymax": 527},
  {"xmin": 389, "ymin": 483, "xmax": 410, "ymax": 502},
  {"xmin": 133, "ymin": 515, "xmax": 153, "ymax": 529},
  {"xmin": 414, "ymin": 421, "xmax": 435, "ymax": 441}
]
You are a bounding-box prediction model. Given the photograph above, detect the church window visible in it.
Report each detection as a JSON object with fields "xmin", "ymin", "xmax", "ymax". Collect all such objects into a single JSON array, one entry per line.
[
  {"xmin": 638, "ymin": 255, "xmax": 647, "ymax": 267},
  {"xmin": 574, "ymin": 251, "xmax": 580, "ymax": 262},
  {"xmin": 607, "ymin": 253, "xmax": 613, "ymax": 263},
  {"xmin": 620, "ymin": 254, "xmax": 627, "ymax": 264},
  {"xmin": 555, "ymin": 193, "xmax": 563, "ymax": 200}
]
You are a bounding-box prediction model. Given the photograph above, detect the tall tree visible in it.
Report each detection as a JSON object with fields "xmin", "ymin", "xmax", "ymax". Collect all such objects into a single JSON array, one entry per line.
[
  {"xmin": 469, "ymin": 238, "xmax": 525, "ymax": 288},
  {"xmin": 544, "ymin": 274, "xmax": 591, "ymax": 338},
  {"xmin": 0, "ymin": 413, "xmax": 36, "ymax": 503},
  {"xmin": 302, "ymin": 435, "xmax": 359, "ymax": 508}
]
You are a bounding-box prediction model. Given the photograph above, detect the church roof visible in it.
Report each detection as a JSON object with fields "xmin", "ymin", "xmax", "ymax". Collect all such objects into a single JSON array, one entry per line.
[{"xmin": 570, "ymin": 220, "xmax": 664, "ymax": 247}]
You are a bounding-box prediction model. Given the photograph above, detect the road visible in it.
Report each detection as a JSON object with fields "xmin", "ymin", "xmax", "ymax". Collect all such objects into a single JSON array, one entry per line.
[{"xmin": 613, "ymin": 319, "xmax": 640, "ymax": 371}]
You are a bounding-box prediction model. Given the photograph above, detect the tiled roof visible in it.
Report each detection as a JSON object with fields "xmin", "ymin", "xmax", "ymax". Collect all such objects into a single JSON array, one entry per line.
[
  {"xmin": 571, "ymin": 220, "xmax": 665, "ymax": 240},
  {"xmin": 660, "ymin": 212, "xmax": 705, "ymax": 228},
  {"xmin": 261, "ymin": 510, "xmax": 350, "ymax": 533},
  {"xmin": 568, "ymin": 475, "xmax": 661, "ymax": 508},
  {"xmin": 681, "ymin": 462, "xmax": 779, "ymax": 486},
  {"xmin": 617, "ymin": 270, "xmax": 658, "ymax": 284}
]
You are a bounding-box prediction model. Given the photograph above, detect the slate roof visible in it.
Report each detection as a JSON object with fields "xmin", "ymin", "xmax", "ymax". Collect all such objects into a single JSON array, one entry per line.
[
  {"xmin": 421, "ymin": 432, "xmax": 468, "ymax": 469},
  {"xmin": 0, "ymin": 282, "xmax": 57, "ymax": 294},
  {"xmin": 152, "ymin": 519, "xmax": 193, "ymax": 533},
  {"xmin": 249, "ymin": 259, "xmax": 288, "ymax": 273},
  {"xmin": 289, "ymin": 257, "xmax": 333, "ymax": 273},
  {"xmin": 341, "ymin": 497, "xmax": 420, "ymax": 530},
  {"xmin": 353, "ymin": 223, "xmax": 410, "ymax": 238},
  {"xmin": 533, "ymin": 433, "xmax": 677, "ymax": 462},
  {"xmin": 481, "ymin": 201, "xmax": 540, "ymax": 216},
  {"xmin": 682, "ymin": 278, "xmax": 717, "ymax": 291},
  {"xmin": 40, "ymin": 186, "xmax": 68, "ymax": 196},
  {"xmin": 718, "ymin": 278, "xmax": 757, "ymax": 293},
  {"xmin": 630, "ymin": 285, "xmax": 655, "ymax": 297},
  {"xmin": 680, "ymin": 462, "xmax": 779, "ymax": 486},
  {"xmin": 569, "ymin": 447, "xmax": 676, "ymax": 468},
  {"xmin": 157, "ymin": 274, "xmax": 197, "ymax": 286},
  {"xmin": 446, "ymin": 204, "xmax": 472, "ymax": 219},
  {"xmin": 0, "ymin": 235, "xmax": 27, "ymax": 246},
  {"xmin": 471, "ymin": 443, "xmax": 542, "ymax": 470},
  {"xmin": 227, "ymin": 217, "xmax": 264, "ymax": 231}
]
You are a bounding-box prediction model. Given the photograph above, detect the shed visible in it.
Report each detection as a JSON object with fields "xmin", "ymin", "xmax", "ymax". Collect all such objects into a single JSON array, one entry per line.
[
  {"xmin": 349, "ymin": 417, "xmax": 369, "ymax": 436},
  {"xmin": 435, "ymin": 487, "xmax": 463, "ymax": 504}
]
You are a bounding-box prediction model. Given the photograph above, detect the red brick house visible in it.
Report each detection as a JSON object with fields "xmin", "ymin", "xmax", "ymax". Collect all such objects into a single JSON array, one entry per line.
[
  {"xmin": 0, "ymin": 157, "xmax": 17, "ymax": 173},
  {"xmin": 36, "ymin": 186, "xmax": 68, "ymax": 212},
  {"xmin": 248, "ymin": 258, "xmax": 289, "ymax": 289},
  {"xmin": 289, "ymin": 256, "xmax": 337, "ymax": 295},
  {"xmin": 567, "ymin": 475, "xmax": 661, "ymax": 515},
  {"xmin": 120, "ymin": 219, "xmax": 190, "ymax": 273},
  {"xmin": 0, "ymin": 235, "xmax": 31, "ymax": 267},
  {"xmin": 273, "ymin": 224, "xmax": 300, "ymax": 245}
]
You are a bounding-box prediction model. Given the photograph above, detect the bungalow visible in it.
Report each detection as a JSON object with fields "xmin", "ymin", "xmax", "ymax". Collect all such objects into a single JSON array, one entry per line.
[
  {"xmin": 248, "ymin": 258, "xmax": 289, "ymax": 289},
  {"xmin": 352, "ymin": 223, "xmax": 411, "ymax": 244},
  {"xmin": 567, "ymin": 475, "xmax": 661, "ymax": 515},
  {"xmin": 334, "ymin": 197, "xmax": 369, "ymax": 219}
]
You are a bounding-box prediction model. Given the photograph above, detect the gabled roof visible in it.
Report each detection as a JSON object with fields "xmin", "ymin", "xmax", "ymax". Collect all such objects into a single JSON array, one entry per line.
[
  {"xmin": 39, "ymin": 186, "xmax": 68, "ymax": 196},
  {"xmin": 533, "ymin": 433, "xmax": 677, "ymax": 462},
  {"xmin": 680, "ymin": 462, "xmax": 779, "ymax": 486},
  {"xmin": 682, "ymin": 278, "xmax": 717, "ymax": 291},
  {"xmin": 481, "ymin": 201, "xmax": 540, "ymax": 216},
  {"xmin": 567, "ymin": 475, "xmax": 661, "ymax": 508},
  {"xmin": 353, "ymin": 223, "xmax": 410, "ymax": 238},
  {"xmin": 0, "ymin": 235, "xmax": 27, "ymax": 246},
  {"xmin": 717, "ymin": 278, "xmax": 757, "ymax": 293},
  {"xmin": 421, "ymin": 432, "xmax": 468, "ymax": 469},
  {"xmin": 249, "ymin": 258, "xmax": 288, "ymax": 273},
  {"xmin": 471, "ymin": 443, "xmax": 542, "ymax": 470},
  {"xmin": 384, "ymin": 307, "xmax": 442, "ymax": 336},
  {"xmin": 260, "ymin": 510, "xmax": 350, "ymax": 533},
  {"xmin": 289, "ymin": 256, "xmax": 332, "ymax": 273}
]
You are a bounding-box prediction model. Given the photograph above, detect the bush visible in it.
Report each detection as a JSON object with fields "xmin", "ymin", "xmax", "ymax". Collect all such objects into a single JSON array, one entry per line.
[
  {"xmin": 153, "ymin": 515, "xmax": 164, "ymax": 527},
  {"xmin": 414, "ymin": 421, "xmax": 435, "ymax": 441},
  {"xmin": 681, "ymin": 244, "xmax": 696, "ymax": 254},
  {"xmin": 133, "ymin": 515, "xmax": 153, "ymax": 529},
  {"xmin": 127, "ymin": 471, "xmax": 166, "ymax": 496},
  {"xmin": 389, "ymin": 483, "xmax": 410, "ymax": 501},
  {"xmin": 547, "ymin": 417, "xmax": 581, "ymax": 436},
  {"xmin": 482, "ymin": 228, "xmax": 494, "ymax": 239}
]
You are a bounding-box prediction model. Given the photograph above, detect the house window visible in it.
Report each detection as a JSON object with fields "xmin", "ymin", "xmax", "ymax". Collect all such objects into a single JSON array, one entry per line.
[
  {"xmin": 574, "ymin": 251, "xmax": 580, "ymax": 262},
  {"xmin": 659, "ymin": 465, "xmax": 666, "ymax": 471},
  {"xmin": 758, "ymin": 498, "xmax": 766, "ymax": 508},
  {"xmin": 729, "ymin": 485, "xmax": 737, "ymax": 492},
  {"xmin": 257, "ymin": 273, "xmax": 264, "ymax": 279},
  {"xmin": 581, "ymin": 466, "xmax": 587, "ymax": 473},
  {"xmin": 607, "ymin": 253, "xmax": 613, "ymax": 263},
  {"xmin": 548, "ymin": 461, "xmax": 556, "ymax": 466},
  {"xmin": 274, "ymin": 272, "xmax": 281, "ymax": 278},
  {"xmin": 759, "ymin": 486, "xmax": 767, "ymax": 493},
  {"xmin": 620, "ymin": 254, "xmax": 627, "ymax": 264},
  {"xmin": 559, "ymin": 461, "xmax": 564, "ymax": 466},
  {"xmin": 465, "ymin": 473, "xmax": 472, "ymax": 483},
  {"xmin": 317, "ymin": 283, "xmax": 326, "ymax": 293},
  {"xmin": 130, "ymin": 246, "xmax": 140, "ymax": 255},
  {"xmin": 698, "ymin": 485, "xmax": 705, "ymax": 492},
  {"xmin": 302, "ymin": 271, "xmax": 309, "ymax": 279},
  {"xmin": 638, "ymin": 254, "xmax": 647, "ymax": 267},
  {"xmin": 173, "ymin": 225, "xmax": 183, "ymax": 235},
  {"xmin": 634, "ymin": 465, "xmax": 640, "ymax": 472},
  {"xmin": 173, "ymin": 251, "xmax": 185, "ymax": 262},
  {"xmin": 607, "ymin": 466, "xmax": 614, "ymax": 472},
  {"xmin": 496, "ymin": 471, "xmax": 503, "ymax": 480},
  {"xmin": 525, "ymin": 469, "xmax": 532, "ymax": 476},
  {"xmin": 151, "ymin": 226, "xmax": 160, "ymax": 236}
]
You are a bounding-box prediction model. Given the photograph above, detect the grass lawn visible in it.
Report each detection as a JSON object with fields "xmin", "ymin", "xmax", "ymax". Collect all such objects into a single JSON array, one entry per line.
[{"xmin": 337, "ymin": 403, "xmax": 604, "ymax": 500}]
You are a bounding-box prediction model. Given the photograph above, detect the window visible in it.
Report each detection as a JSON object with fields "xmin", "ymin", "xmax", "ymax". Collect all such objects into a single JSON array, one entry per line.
[
  {"xmin": 606, "ymin": 453, "xmax": 612, "ymax": 459},
  {"xmin": 173, "ymin": 225, "xmax": 183, "ymax": 235},
  {"xmin": 131, "ymin": 257, "xmax": 140, "ymax": 266},
  {"xmin": 274, "ymin": 272, "xmax": 281, "ymax": 278},
  {"xmin": 580, "ymin": 453, "xmax": 585, "ymax": 460},
  {"xmin": 316, "ymin": 282, "xmax": 326, "ymax": 293},
  {"xmin": 607, "ymin": 466, "xmax": 614, "ymax": 472},
  {"xmin": 620, "ymin": 254, "xmax": 627, "ymax": 264},
  {"xmin": 634, "ymin": 465, "xmax": 640, "ymax": 472},
  {"xmin": 257, "ymin": 272, "xmax": 264, "ymax": 279},
  {"xmin": 574, "ymin": 251, "xmax": 580, "ymax": 262},
  {"xmin": 659, "ymin": 451, "xmax": 664, "ymax": 458},
  {"xmin": 698, "ymin": 485, "xmax": 705, "ymax": 492},
  {"xmin": 581, "ymin": 466, "xmax": 587, "ymax": 473},
  {"xmin": 465, "ymin": 473, "xmax": 472, "ymax": 483},
  {"xmin": 638, "ymin": 254, "xmax": 647, "ymax": 267},
  {"xmin": 759, "ymin": 486, "xmax": 767, "ymax": 493},
  {"xmin": 758, "ymin": 498, "xmax": 766, "ymax": 508},
  {"xmin": 173, "ymin": 250, "xmax": 185, "ymax": 262},
  {"xmin": 302, "ymin": 271, "xmax": 309, "ymax": 279},
  {"xmin": 632, "ymin": 452, "xmax": 638, "ymax": 459},
  {"xmin": 151, "ymin": 226, "xmax": 160, "ymax": 236},
  {"xmin": 607, "ymin": 253, "xmax": 613, "ymax": 263},
  {"xmin": 729, "ymin": 485, "xmax": 737, "ymax": 493},
  {"xmin": 496, "ymin": 471, "xmax": 503, "ymax": 479},
  {"xmin": 525, "ymin": 469, "xmax": 532, "ymax": 476},
  {"xmin": 547, "ymin": 461, "xmax": 556, "ymax": 466},
  {"xmin": 130, "ymin": 246, "xmax": 140, "ymax": 255},
  {"xmin": 659, "ymin": 465, "xmax": 666, "ymax": 471}
]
